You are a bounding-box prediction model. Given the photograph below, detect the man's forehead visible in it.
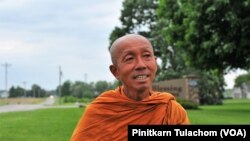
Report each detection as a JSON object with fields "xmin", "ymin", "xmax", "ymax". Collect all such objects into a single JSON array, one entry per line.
[
  {"xmin": 111, "ymin": 35, "xmax": 152, "ymax": 51},
  {"xmin": 109, "ymin": 34, "xmax": 154, "ymax": 65},
  {"xmin": 118, "ymin": 34, "xmax": 149, "ymax": 44},
  {"xmin": 120, "ymin": 45, "xmax": 153, "ymax": 53}
]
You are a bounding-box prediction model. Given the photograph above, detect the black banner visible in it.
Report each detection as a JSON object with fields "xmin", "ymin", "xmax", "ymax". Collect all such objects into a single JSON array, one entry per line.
[{"xmin": 128, "ymin": 125, "xmax": 250, "ymax": 141}]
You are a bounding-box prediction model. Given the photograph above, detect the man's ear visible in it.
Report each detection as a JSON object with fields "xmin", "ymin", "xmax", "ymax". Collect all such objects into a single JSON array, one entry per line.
[
  {"xmin": 109, "ymin": 65, "xmax": 119, "ymax": 80},
  {"xmin": 154, "ymin": 56, "xmax": 158, "ymax": 71}
]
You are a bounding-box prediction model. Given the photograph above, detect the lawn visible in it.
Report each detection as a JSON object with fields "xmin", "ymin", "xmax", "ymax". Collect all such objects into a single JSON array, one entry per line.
[
  {"xmin": 0, "ymin": 99, "xmax": 249, "ymax": 141},
  {"xmin": 188, "ymin": 99, "xmax": 250, "ymax": 124},
  {"xmin": 0, "ymin": 107, "xmax": 84, "ymax": 141}
]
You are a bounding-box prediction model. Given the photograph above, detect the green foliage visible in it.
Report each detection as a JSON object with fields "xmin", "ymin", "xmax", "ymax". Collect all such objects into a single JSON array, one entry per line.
[
  {"xmin": 70, "ymin": 81, "xmax": 94, "ymax": 98},
  {"xmin": 56, "ymin": 80, "xmax": 118, "ymax": 100},
  {"xmin": 197, "ymin": 70, "xmax": 224, "ymax": 105},
  {"xmin": 9, "ymin": 85, "xmax": 48, "ymax": 98},
  {"xmin": 234, "ymin": 72, "xmax": 250, "ymax": 87},
  {"xmin": 95, "ymin": 80, "xmax": 110, "ymax": 95},
  {"xmin": 181, "ymin": 0, "xmax": 250, "ymax": 70},
  {"xmin": 62, "ymin": 96, "xmax": 77, "ymax": 103},
  {"xmin": 151, "ymin": 0, "xmax": 228, "ymax": 104},
  {"xmin": 177, "ymin": 98, "xmax": 199, "ymax": 110},
  {"xmin": 61, "ymin": 96, "xmax": 94, "ymax": 104},
  {"xmin": 61, "ymin": 80, "xmax": 72, "ymax": 97},
  {"xmin": 9, "ymin": 86, "xmax": 24, "ymax": 97}
]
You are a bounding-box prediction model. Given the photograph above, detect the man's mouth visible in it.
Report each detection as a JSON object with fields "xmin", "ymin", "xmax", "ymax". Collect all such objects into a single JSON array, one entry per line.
[{"xmin": 133, "ymin": 74, "xmax": 149, "ymax": 80}]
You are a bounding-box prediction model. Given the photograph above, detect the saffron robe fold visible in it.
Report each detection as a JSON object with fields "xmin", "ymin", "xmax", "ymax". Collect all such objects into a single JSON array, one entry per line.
[{"xmin": 70, "ymin": 86, "xmax": 190, "ymax": 141}]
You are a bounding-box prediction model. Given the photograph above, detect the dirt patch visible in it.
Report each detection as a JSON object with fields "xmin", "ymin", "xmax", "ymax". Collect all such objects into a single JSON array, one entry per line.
[{"xmin": 0, "ymin": 98, "xmax": 46, "ymax": 105}]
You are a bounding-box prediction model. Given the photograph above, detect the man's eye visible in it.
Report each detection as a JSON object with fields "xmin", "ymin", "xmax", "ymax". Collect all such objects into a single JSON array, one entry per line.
[
  {"xmin": 143, "ymin": 54, "xmax": 151, "ymax": 58},
  {"xmin": 125, "ymin": 57, "xmax": 133, "ymax": 61}
]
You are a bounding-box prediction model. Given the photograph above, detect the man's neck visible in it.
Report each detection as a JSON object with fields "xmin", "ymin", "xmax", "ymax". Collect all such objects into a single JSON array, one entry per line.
[{"xmin": 123, "ymin": 87, "xmax": 151, "ymax": 101}]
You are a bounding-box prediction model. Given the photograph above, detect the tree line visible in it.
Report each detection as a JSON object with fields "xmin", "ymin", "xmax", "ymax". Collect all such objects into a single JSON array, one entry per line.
[
  {"xmin": 8, "ymin": 80, "xmax": 119, "ymax": 99},
  {"xmin": 56, "ymin": 80, "xmax": 119, "ymax": 99},
  {"xmin": 8, "ymin": 84, "xmax": 48, "ymax": 98}
]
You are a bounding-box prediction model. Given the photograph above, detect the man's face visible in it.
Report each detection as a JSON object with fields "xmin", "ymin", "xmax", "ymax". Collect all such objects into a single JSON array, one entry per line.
[{"xmin": 110, "ymin": 37, "xmax": 157, "ymax": 92}]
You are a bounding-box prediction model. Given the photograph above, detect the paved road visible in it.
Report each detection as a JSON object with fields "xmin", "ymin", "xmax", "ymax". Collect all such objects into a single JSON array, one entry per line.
[{"xmin": 0, "ymin": 96, "xmax": 59, "ymax": 113}]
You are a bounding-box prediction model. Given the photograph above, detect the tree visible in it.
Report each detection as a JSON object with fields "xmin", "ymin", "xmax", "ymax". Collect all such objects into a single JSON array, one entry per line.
[
  {"xmin": 156, "ymin": 0, "xmax": 250, "ymax": 71},
  {"xmin": 95, "ymin": 80, "xmax": 109, "ymax": 95},
  {"xmin": 177, "ymin": 0, "xmax": 250, "ymax": 71},
  {"xmin": 61, "ymin": 80, "xmax": 72, "ymax": 97},
  {"xmin": 31, "ymin": 84, "xmax": 47, "ymax": 97},
  {"xmin": 154, "ymin": 0, "xmax": 250, "ymax": 104},
  {"xmin": 9, "ymin": 86, "xmax": 25, "ymax": 97},
  {"xmin": 9, "ymin": 86, "xmax": 17, "ymax": 97},
  {"xmin": 235, "ymin": 72, "xmax": 250, "ymax": 87},
  {"xmin": 71, "ymin": 81, "xmax": 94, "ymax": 98},
  {"xmin": 155, "ymin": 0, "xmax": 229, "ymax": 104}
]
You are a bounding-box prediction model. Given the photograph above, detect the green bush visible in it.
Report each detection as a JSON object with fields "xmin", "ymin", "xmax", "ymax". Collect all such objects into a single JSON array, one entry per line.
[
  {"xmin": 177, "ymin": 99, "xmax": 199, "ymax": 109},
  {"xmin": 63, "ymin": 96, "xmax": 77, "ymax": 103},
  {"xmin": 61, "ymin": 96, "xmax": 94, "ymax": 104}
]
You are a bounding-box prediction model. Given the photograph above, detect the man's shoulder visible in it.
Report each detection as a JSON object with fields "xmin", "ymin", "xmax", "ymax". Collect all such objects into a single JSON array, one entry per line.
[
  {"xmin": 150, "ymin": 90, "xmax": 177, "ymax": 104},
  {"xmin": 90, "ymin": 88, "xmax": 124, "ymax": 105}
]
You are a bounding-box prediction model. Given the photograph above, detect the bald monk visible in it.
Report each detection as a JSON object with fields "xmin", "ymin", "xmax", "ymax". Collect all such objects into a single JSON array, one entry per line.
[{"xmin": 70, "ymin": 34, "xmax": 190, "ymax": 141}]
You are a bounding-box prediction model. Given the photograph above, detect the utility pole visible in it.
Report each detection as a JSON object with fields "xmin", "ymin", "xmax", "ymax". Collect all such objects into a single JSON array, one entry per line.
[
  {"xmin": 1, "ymin": 62, "xmax": 11, "ymax": 93},
  {"xmin": 59, "ymin": 66, "xmax": 63, "ymax": 104},
  {"xmin": 23, "ymin": 81, "xmax": 27, "ymax": 97},
  {"xmin": 84, "ymin": 73, "xmax": 87, "ymax": 83}
]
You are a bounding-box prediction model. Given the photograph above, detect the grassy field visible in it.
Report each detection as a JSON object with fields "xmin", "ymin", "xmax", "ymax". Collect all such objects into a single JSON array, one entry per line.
[
  {"xmin": 0, "ymin": 107, "xmax": 84, "ymax": 141},
  {"xmin": 0, "ymin": 99, "xmax": 249, "ymax": 141},
  {"xmin": 188, "ymin": 99, "xmax": 250, "ymax": 124}
]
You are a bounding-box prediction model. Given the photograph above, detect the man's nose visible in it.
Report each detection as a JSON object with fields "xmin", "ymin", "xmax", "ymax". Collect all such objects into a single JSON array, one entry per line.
[{"xmin": 135, "ymin": 57, "xmax": 146, "ymax": 70}]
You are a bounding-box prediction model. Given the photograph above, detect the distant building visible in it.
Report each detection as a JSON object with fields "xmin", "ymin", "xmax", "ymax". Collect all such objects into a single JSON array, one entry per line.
[
  {"xmin": 233, "ymin": 83, "xmax": 250, "ymax": 99},
  {"xmin": 0, "ymin": 90, "xmax": 9, "ymax": 98},
  {"xmin": 223, "ymin": 89, "xmax": 233, "ymax": 98}
]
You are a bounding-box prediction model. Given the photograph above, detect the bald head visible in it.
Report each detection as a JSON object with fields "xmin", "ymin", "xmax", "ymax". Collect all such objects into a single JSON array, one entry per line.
[{"xmin": 109, "ymin": 34, "xmax": 154, "ymax": 65}]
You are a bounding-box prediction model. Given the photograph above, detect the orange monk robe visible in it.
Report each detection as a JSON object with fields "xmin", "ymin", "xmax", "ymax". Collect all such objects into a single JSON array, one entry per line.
[{"xmin": 70, "ymin": 86, "xmax": 190, "ymax": 141}]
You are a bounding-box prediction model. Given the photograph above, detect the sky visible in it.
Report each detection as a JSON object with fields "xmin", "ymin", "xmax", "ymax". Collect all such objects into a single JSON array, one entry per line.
[
  {"xmin": 0, "ymin": 0, "xmax": 123, "ymax": 90},
  {"xmin": 0, "ymin": 0, "xmax": 247, "ymax": 91}
]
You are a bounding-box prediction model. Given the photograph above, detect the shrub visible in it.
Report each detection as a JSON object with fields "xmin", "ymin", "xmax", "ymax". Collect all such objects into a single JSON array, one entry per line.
[{"xmin": 177, "ymin": 99, "xmax": 199, "ymax": 109}]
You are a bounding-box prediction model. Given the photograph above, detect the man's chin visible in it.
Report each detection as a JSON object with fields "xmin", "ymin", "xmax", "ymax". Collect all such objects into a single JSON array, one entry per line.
[{"xmin": 135, "ymin": 85, "xmax": 150, "ymax": 92}]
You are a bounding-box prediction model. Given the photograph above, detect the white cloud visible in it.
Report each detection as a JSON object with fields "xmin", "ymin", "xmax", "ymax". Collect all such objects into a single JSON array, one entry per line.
[
  {"xmin": 224, "ymin": 69, "xmax": 248, "ymax": 89},
  {"xmin": 0, "ymin": 39, "xmax": 41, "ymax": 55},
  {"xmin": 0, "ymin": 0, "xmax": 31, "ymax": 9}
]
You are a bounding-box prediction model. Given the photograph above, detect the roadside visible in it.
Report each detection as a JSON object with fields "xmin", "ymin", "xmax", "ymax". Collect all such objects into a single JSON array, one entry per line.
[{"xmin": 0, "ymin": 96, "xmax": 79, "ymax": 113}]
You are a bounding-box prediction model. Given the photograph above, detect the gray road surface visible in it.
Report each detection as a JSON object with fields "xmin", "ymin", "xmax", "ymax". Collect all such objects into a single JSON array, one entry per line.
[{"xmin": 0, "ymin": 96, "xmax": 57, "ymax": 113}]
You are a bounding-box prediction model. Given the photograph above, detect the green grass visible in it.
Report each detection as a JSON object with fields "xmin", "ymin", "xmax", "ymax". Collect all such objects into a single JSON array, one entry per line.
[
  {"xmin": 188, "ymin": 99, "xmax": 250, "ymax": 124},
  {"xmin": 0, "ymin": 99, "xmax": 250, "ymax": 141},
  {"xmin": 0, "ymin": 107, "xmax": 84, "ymax": 141}
]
